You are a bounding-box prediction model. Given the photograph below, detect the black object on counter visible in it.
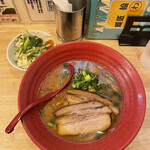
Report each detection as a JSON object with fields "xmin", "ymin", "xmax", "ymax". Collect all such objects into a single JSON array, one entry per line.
[{"xmin": 119, "ymin": 16, "xmax": 150, "ymax": 46}]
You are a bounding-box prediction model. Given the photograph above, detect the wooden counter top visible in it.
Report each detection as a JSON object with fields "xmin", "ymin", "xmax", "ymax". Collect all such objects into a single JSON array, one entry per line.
[{"xmin": 0, "ymin": 23, "xmax": 150, "ymax": 150}]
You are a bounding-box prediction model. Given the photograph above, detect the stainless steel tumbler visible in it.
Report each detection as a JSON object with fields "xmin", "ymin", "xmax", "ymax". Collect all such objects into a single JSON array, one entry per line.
[{"xmin": 54, "ymin": 0, "xmax": 87, "ymax": 42}]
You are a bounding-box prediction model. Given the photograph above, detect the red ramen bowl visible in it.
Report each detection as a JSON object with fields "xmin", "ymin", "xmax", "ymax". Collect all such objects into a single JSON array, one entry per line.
[{"xmin": 18, "ymin": 41, "xmax": 146, "ymax": 150}]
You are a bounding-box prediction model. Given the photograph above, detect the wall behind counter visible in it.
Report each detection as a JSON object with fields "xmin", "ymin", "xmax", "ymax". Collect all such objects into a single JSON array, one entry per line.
[{"xmin": 0, "ymin": 0, "xmax": 91, "ymax": 23}]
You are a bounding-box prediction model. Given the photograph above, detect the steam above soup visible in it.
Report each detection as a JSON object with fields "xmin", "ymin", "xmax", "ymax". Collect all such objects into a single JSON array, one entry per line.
[{"xmin": 38, "ymin": 61, "xmax": 122, "ymax": 143}]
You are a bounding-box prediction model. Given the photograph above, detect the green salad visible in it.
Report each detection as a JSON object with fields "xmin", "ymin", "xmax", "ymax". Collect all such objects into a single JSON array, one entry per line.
[{"xmin": 13, "ymin": 30, "xmax": 52, "ymax": 69}]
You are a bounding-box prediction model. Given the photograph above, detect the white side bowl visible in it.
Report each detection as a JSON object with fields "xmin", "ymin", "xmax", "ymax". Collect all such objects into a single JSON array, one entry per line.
[{"xmin": 7, "ymin": 30, "xmax": 56, "ymax": 71}]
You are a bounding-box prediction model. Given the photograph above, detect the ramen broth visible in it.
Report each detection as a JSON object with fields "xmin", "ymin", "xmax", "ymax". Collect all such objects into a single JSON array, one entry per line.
[{"xmin": 38, "ymin": 61, "xmax": 123, "ymax": 143}]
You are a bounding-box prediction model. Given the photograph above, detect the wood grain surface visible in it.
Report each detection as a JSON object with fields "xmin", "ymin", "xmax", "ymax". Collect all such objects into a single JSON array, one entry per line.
[{"xmin": 0, "ymin": 23, "xmax": 150, "ymax": 150}]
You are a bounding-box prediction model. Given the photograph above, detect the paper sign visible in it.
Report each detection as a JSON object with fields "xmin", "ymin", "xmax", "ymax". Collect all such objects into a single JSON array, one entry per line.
[
  {"xmin": 25, "ymin": 0, "xmax": 55, "ymax": 21},
  {"xmin": 0, "ymin": 0, "xmax": 20, "ymax": 22},
  {"xmin": 107, "ymin": 0, "xmax": 148, "ymax": 27}
]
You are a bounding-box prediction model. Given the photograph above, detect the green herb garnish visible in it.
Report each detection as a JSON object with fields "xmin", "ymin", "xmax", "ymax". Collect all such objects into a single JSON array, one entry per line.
[
  {"xmin": 63, "ymin": 63, "xmax": 68, "ymax": 68},
  {"xmin": 47, "ymin": 118, "xmax": 55, "ymax": 127},
  {"xmin": 113, "ymin": 115, "xmax": 118, "ymax": 123},
  {"xmin": 60, "ymin": 73, "xmax": 65, "ymax": 78},
  {"xmin": 110, "ymin": 91, "xmax": 122, "ymax": 101},
  {"xmin": 60, "ymin": 70, "xmax": 69, "ymax": 78},
  {"xmin": 107, "ymin": 84, "xmax": 112, "ymax": 89},
  {"xmin": 109, "ymin": 75, "xmax": 114, "ymax": 81},
  {"xmin": 60, "ymin": 81, "xmax": 64, "ymax": 86},
  {"xmin": 113, "ymin": 102, "xmax": 120, "ymax": 107},
  {"xmin": 95, "ymin": 133, "xmax": 103, "ymax": 139},
  {"xmin": 71, "ymin": 69, "xmax": 110, "ymax": 92},
  {"xmin": 40, "ymin": 110, "xmax": 45, "ymax": 118},
  {"xmin": 97, "ymin": 65, "xmax": 103, "ymax": 70},
  {"xmin": 64, "ymin": 70, "xmax": 69, "ymax": 75}
]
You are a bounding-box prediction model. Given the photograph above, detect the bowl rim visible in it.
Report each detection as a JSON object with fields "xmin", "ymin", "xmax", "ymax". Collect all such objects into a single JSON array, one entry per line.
[{"xmin": 18, "ymin": 41, "xmax": 146, "ymax": 150}]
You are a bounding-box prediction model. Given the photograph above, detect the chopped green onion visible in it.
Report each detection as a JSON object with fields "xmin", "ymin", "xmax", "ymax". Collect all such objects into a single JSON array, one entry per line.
[
  {"xmin": 24, "ymin": 36, "xmax": 29, "ymax": 50},
  {"xmin": 82, "ymin": 134, "xmax": 89, "ymax": 138},
  {"xmin": 97, "ymin": 79, "xmax": 102, "ymax": 86},
  {"xmin": 47, "ymin": 118, "xmax": 55, "ymax": 127},
  {"xmin": 98, "ymin": 83, "xmax": 107, "ymax": 89},
  {"xmin": 113, "ymin": 102, "xmax": 120, "ymax": 107},
  {"xmin": 60, "ymin": 81, "xmax": 63, "ymax": 86},
  {"xmin": 40, "ymin": 110, "xmax": 45, "ymax": 118},
  {"xmin": 110, "ymin": 91, "xmax": 122, "ymax": 101},
  {"xmin": 95, "ymin": 133, "xmax": 102, "ymax": 139},
  {"xmin": 97, "ymin": 65, "xmax": 103, "ymax": 69},
  {"xmin": 64, "ymin": 70, "xmax": 69, "ymax": 75},
  {"xmin": 60, "ymin": 73, "xmax": 65, "ymax": 78},
  {"xmin": 107, "ymin": 84, "xmax": 111, "ymax": 89},
  {"xmin": 109, "ymin": 75, "xmax": 114, "ymax": 81},
  {"xmin": 72, "ymin": 69, "xmax": 112, "ymax": 92},
  {"xmin": 60, "ymin": 70, "xmax": 69, "ymax": 78},
  {"xmin": 113, "ymin": 115, "xmax": 118, "ymax": 123},
  {"xmin": 63, "ymin": 63, "xmax": 68, "ymax": 68}
]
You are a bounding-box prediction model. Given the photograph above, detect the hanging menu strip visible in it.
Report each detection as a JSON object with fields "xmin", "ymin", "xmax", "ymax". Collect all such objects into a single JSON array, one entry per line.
[{"xmin": 25, "ymin": 0, "xmax": 54, "ymax": 21}]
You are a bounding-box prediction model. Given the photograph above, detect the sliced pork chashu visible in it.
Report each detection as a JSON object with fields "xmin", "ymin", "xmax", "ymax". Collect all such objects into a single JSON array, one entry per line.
[
  {"xmin": 66, "ymin": 89, "xmax": 119, "ymax": 115},
  {"xmin": 54, "ymin": 100, "xmax": 112, "ymax": 136},
  {"xmin": 57, "ymin": 114, "xmax": 111, "ymax": 135},
  {"xmin": 54, "ymin": 100, "xmax": 112, "ymax": 117},
  {"xmin": 67, "ymin": 89, "xmax": 112, "ymax": 105},
  {"xmin": 65, "ymin": 94, "xmax": 86, "ymax": 104}
]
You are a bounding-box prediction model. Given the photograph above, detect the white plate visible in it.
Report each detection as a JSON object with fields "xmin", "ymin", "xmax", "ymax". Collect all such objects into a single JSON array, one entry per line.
[{"xmin": 7, "ymin": 30, "xmax": 56, "ymax": 71}]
